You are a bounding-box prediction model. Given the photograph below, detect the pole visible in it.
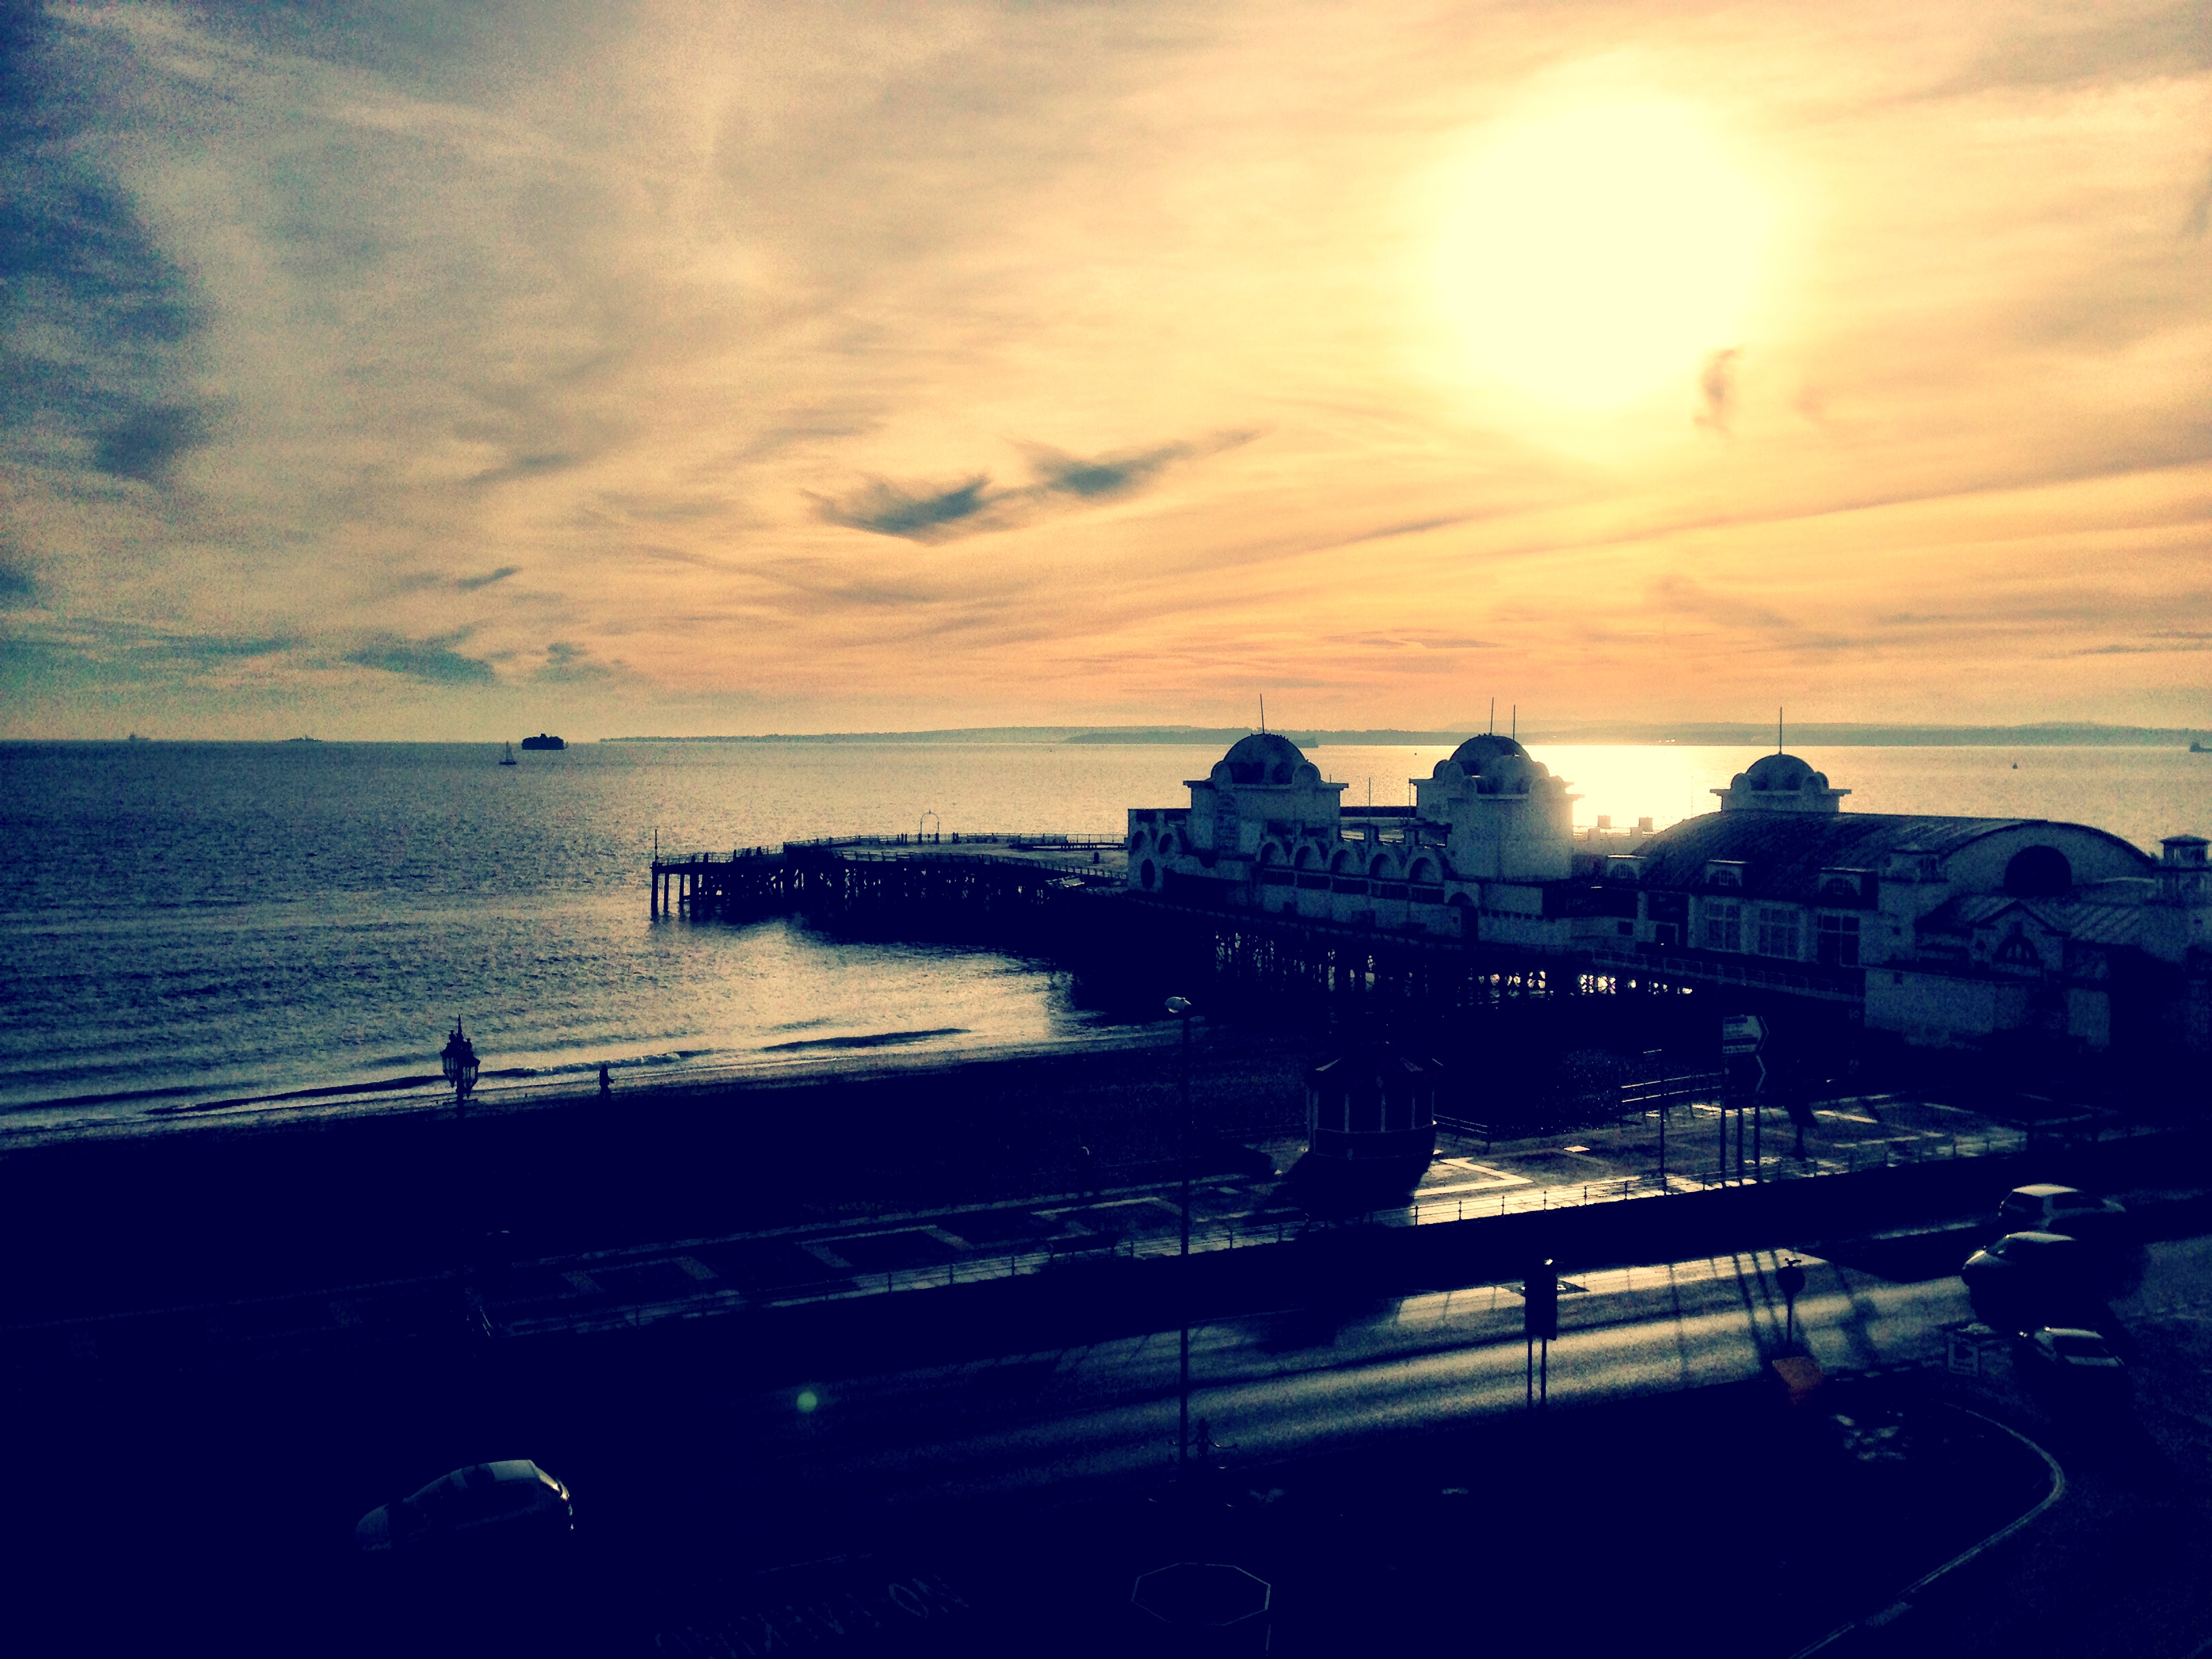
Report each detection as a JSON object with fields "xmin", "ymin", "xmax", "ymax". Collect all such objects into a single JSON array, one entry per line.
[
  {"xmin": 1540, "ymin": 1337, "xmax": 1549, "ymax": 1409},
  {"xmin": 1168, "ymin": 996, "xmax": 1194, "ymax": 1473},
  {"xmin": 1753, "ymin": 1097, "xmax": 1763, "ymax": 1182}
]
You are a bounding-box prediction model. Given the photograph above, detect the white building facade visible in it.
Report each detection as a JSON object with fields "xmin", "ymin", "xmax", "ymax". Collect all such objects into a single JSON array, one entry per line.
[{"xmin": 1128, "ymin": 736, "xmax": 2212, "ymax": 1054}]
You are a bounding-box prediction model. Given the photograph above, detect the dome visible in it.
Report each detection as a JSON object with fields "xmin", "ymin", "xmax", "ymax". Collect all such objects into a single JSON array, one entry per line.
[
  {"xmin": 1212, "ymin": 731, "xmax": 1314, "ymax": 786},
  {"xmin": 1732, "ymin": 753, "xmax": 1830, "ymax": 794},
  {"xmin": 1440, "ymin": 734, "xmax": 1528, "ymax": 778},
  {"xmin": 1712, "ymin": 750, "xmax": 1850, "ymax": 813}
]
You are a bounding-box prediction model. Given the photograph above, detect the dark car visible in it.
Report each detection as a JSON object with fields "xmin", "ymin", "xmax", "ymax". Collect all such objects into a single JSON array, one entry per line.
[
  {"xmin": 356, "ymin": 1460, "xmax": 572, "ymax": 1557},
  {"xmin": 1998, "ymin": 1184, "xmax": 2128, "ymax": 1242},
  {"xmin": 2015, "ymin": 1326, "xmax": 2129, "ymax": 1403},
  {"xmin": 1961, "ymin": 1230, "xmax": 2099, "ymax": 1332}
]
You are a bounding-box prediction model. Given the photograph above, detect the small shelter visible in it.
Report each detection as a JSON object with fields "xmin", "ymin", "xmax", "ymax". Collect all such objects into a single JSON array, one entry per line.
[{"xmin": 1298, "ymin": 1046, "xmax": 1441, "ymax": 1193}]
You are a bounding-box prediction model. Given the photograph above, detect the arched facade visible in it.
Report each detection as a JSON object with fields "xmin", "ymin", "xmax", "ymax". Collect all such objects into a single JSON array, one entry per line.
[{"xmin": 1125, "ymin": 736, "xmax": 2210, "ymax": 1056}]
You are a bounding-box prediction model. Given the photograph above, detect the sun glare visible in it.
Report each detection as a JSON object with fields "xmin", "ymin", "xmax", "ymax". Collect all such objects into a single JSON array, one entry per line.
[{"xmin": 1435, "ymin": 102, "xmax": 1772, "ymax": 411}]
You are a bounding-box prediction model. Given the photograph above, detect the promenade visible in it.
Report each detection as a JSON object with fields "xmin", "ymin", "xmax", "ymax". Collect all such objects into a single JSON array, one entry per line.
[{"xmin": 4, "ymin": 1087, "xmax": 2087, "ymax": 1372}]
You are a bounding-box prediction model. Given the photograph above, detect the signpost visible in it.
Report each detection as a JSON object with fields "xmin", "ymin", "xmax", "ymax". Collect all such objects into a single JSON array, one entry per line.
[
  {"xmin": 1524, "ymin": 1258, "xmax": 1558, "ymax": 1411},
  {"xmin": 1778, "ymin": 1257, "xmax": 1806, "ymax": 1349},
  {"xmin": 1721, "ymin": 1015, "xmax": 1767, "ymax": 1184}
]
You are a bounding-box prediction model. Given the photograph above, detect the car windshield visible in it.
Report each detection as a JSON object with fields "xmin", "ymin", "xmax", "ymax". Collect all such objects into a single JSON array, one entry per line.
[
  {"xmin": 2053, "ymin": 1195, "xmax": 2100, "ymax": 1208},
  {"xmin": 2052, "ymin": 1335, "xmax": 2111, "ymax": 1358}
]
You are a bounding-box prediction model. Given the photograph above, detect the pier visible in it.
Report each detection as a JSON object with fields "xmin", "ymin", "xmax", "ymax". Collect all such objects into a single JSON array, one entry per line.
[{"xmin": 647, "ymin": 833, "xmax": 1738, "ymax": 1065}]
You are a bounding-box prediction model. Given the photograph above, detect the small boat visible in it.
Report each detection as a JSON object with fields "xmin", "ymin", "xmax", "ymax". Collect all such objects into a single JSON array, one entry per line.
[
  {"xmin": 2192, "ymin": 739, "xmax": 2209, "ymax": 754},
  {"xmin": 499, "ymin": 742, "xmax": 518, "ymax": 766},
  {"xmin": 520, "ymin": 733, "xmax": 567, "ymax": 752}
]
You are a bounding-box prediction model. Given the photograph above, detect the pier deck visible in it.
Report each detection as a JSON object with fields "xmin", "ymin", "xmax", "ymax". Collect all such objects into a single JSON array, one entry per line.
[{"xmin": 649, "ymin": 832, "xmax": 1126, "ymax": 919}]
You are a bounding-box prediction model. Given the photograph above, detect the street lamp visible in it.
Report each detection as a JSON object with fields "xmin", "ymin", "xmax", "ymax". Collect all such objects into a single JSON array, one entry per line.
[
  {"xmin": 441, "ymin": 1018, "xmax": 479, "ymax": 1115},
  {"xmin": 1166, "ymin": 994, "xmax": 1194, "ymax": 1473}
]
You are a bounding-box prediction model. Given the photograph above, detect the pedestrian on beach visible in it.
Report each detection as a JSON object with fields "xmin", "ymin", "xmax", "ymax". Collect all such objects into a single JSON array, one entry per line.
[
  {"xmin": 598, "ymin": 1063, "xmax": 611, "ymax": 1097},
  {"xmin": 1078, "ymin": 1145, "xmax": 1097, "ymax": 1199}
]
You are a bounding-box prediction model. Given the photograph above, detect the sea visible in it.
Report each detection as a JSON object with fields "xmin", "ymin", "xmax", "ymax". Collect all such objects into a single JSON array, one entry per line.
[{"xmin": 2, "ymin": 739, "xmax": 2205, "ymax": 1141}]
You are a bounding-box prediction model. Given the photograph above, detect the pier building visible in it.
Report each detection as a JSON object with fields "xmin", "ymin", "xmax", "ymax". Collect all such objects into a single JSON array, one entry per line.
[
  {"xmin": 1129, "ymin": 735, "xmax": 2212, "ymax": 1055},
  {"xmin": 1126, "ymin": 731, "xmax": 1589, "ymax": 953}
]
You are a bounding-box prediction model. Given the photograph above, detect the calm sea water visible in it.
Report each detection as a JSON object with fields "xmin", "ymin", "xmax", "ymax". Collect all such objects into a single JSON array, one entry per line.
[{"xmin": 1, "ymin": 739, "xmax": 2204, "ymax": 1136}]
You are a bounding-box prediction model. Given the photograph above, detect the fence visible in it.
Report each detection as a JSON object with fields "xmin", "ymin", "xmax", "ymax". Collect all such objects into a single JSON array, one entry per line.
[{"xmin": 494, "ymin": 1114, "xmax": 2067, "ymax": 1337}]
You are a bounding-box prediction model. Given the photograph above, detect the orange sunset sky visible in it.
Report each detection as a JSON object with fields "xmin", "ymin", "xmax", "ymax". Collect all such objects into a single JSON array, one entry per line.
[{"xmin": 3, "ymin": 1, "xmax": 2208, "ymax": 738}]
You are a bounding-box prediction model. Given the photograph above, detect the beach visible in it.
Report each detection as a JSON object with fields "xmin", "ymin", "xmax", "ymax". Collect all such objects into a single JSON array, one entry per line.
[{"xmin": 0, "ymin": 1025, "xmax": 1320, "ymax": 1326}]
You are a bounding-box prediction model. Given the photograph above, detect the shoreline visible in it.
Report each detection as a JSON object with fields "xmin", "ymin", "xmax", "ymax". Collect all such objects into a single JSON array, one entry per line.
[
  {"xmin": 0, "ymin": 1024, "xmax": 1187, "ymax": 1153},
  {"xmin": 0, "ymin": 1026, "xmax": 1317, "ymax": 1326}
]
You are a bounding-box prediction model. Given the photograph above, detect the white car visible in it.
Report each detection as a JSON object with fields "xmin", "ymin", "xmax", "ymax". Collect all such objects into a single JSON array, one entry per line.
[
  {"xmin": 355, "ymin": 1460, "xmax": 573, "ymax": 1555},
  {"xmin": 1997, "ymin": 1184, "xmax": 2127, "ymax": 1242}
]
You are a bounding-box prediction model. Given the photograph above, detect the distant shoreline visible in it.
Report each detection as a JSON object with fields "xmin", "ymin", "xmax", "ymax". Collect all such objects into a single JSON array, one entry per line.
[
  {"xmin": 601, "ymin": 722, "xmax": 2203, "ymax": 747},
  {"xmin": 13, "ymin": 724, "xmax": 2202, "ymax": 747}
]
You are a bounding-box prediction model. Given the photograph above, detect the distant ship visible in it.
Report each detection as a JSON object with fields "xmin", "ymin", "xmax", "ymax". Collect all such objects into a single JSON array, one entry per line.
[
  {"xmin": 2193, "ymin": 739, "xmax": 2208, "ymax": 754},
  {"xmin": 519, "ymin": 733, "xmax": 567, "ymax": 751},
  {"xmin": 499, "ymin": 742, "xmax": 518, "ymax": 766}
]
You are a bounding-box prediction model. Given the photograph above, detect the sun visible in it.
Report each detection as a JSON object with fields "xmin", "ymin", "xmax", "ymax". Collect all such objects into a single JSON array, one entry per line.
[{"xmin": 1434, "ymin": 102, "xmax": 1772, "ymax": 412}]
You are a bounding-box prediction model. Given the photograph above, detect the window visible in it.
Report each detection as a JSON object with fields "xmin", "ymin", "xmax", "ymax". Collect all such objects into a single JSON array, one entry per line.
[
  {"xmin": 1755, "ymin": 907, "xmax": 1800, "ymax": 960},
  {"xmin": 1816, "ymin": 913, "xmax": 1860, "ymax": 966},
  {"xmin": 1702, "ymin": 901, "xmax": 1741, "ymax": 952},
  {"xmin": 1653, "ymin": 922, "xmax": 1680, "ymax": 948}
]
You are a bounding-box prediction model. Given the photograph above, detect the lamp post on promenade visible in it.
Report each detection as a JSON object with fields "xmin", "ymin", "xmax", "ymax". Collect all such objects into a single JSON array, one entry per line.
[
  {"xmin": 441, "ymin": 1018, "xmax": 479, "ymax": 1118},
  {"xmin": 1166, "ymin": 994, "xmax": 1195, "ymax": 1475}
]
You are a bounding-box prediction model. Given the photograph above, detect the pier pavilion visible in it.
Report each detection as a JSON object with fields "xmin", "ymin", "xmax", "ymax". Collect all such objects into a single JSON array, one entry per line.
[{"xmin": 1129, "ymin": 735, "xmax": 2212, "ymax": 1056}]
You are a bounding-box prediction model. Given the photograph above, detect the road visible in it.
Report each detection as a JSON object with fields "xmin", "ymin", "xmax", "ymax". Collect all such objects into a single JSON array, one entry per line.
[
  {"xmin": 705, "ymin": 1247, "xmax": 1959, "ymax": 1522},
  {"xmin": 20, "ymin": 1221, "xmax": 2212, "ymax": 1658}
]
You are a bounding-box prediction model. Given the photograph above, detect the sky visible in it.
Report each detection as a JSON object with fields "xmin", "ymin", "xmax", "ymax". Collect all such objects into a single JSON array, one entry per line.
[{"xmin": 1, "ymin": 0, "xmax": 2208, "ymax": 739}]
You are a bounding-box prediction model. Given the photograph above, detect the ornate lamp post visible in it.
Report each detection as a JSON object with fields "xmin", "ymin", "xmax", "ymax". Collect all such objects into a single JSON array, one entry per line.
[{"xmin": 441, "ymin": 1018, "xmax": 480, "ymax": 1116}]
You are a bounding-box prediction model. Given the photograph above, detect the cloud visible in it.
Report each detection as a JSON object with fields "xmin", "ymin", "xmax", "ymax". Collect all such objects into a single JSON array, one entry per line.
[
  {"xmin": 2186, "ymin": 162, "xmax": 2212, "ymax": 239},
  {"xmin": 1019, "ymin": 441, "xmax": 1196, "ymax": 501},
  {"xmin": 816, "ymin": 435, "xmax": 1246, "ymax": 543},
  {"xmin": 455, "ymin": 565, "xmax": 523, "ymax": 592},
  {"xmin": 343, "ymin": 634, "xmax": 497, "ymax": 684},
  {"xmin": 0, "ymin": 548, "xmax": 37, "ymax": 602},
  {"xmin": 91, "ymin": 403, "xmax": 213, "ymax": 483},
  {"xmin": 467, "ymin": 451, "xmax": 587, "ymax": 488},
  {"xmin": 818, "ymin": 475, "xmax": 996, "ymax": 541},
  {"xmin": 1939, "ymin": 2, "xmax": 2212, "ymax": 95},
  {"xmin": 1695, "ymin": 348, "xmax": 1740, "ymax": 434},
  {"xmin": 1647, "ymin": 573, "xmax": 1795, "ymax": 632},
  {"xmin": 536, "ymin": 640, "xmax": 614, "ymax": 682}
]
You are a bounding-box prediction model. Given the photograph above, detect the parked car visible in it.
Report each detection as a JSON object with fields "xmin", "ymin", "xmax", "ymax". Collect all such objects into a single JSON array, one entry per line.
[
  {"xmin": 1998, "ymin": 1184, "xmax": 2128, "ymax": 1242},
  {"xmin": 356, "ymin": 1460, "xmax": 572, "ymax": 1556},
  {"xmin": 2015, "ymin": 1326, "xmax": 2129, "ymax": 1399},
  {"xmin": 1961, "ymin": 1230, "xmax": 2098, "ymax": 1331}
]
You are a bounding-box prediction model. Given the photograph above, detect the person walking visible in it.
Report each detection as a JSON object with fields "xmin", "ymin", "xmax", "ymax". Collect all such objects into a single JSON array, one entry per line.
[{"xmin": 598, "ymin": 1063, "xmax": 611, "ymax": 1098}]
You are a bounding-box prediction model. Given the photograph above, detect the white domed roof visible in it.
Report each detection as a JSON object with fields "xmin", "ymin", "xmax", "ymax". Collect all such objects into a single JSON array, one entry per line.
[{"xmin": 1211, "ymin": 732, "xmax": 1317, "ymax": 786}]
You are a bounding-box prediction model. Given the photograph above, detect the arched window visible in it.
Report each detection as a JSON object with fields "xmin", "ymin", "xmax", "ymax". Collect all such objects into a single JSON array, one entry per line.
[
  {"xmin": 2004, "ymin": 846, "xmax": 2071, "ymax": 897},
  {"xmin": 1330, "ymin": 848, "xmax": 1359, "ymax": 874},
  {"xmin": 1294, "ymin": 844, "xmax": 1319, "ymax": 869},
  {"xmin": 1258, "ymin": 842, "xmax": 1284, "ymax": 865},
  {"xmin": 1368, "ymin": 854, "xmax": 1397, "ymax": 880},
  {"xmin": 1407, "ymin": 858, "xmax": 1440, "ymax": 883},
  {"xmin": 1158, "ymin": 832, "xmax": 1181, "ymax": 858},
  {"xmin": 1995, "ymin": 933, "xmax": 2043, "ymax": 968},
  {"xmin": 1130, "ymin": 830, "xmax": 1151, "ymax": 857}
]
